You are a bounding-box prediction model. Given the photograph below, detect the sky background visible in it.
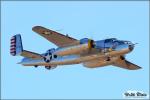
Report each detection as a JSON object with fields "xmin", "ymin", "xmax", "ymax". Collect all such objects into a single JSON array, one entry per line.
[{"xmin": 1, "ymin": 1, "xmax": 149, "ymax": 99}]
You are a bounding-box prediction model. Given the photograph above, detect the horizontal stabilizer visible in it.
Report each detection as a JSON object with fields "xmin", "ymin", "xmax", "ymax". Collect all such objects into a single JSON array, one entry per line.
[
  {"xmin": 21, "ymin": 50, "xmax": 43, "ymax": 59},
  {"xmin": 10, "ymin": 34, "xmax": 43, "ymax": 59}
]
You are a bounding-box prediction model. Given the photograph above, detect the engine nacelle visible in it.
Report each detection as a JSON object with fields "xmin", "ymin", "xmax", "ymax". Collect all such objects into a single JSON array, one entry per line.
[
  {"xmin": 80, "ymin": 38, "xmax": 95, "ymax": 48},
  {"xmin": 53, "ymin": 38, "xmax": 95, "ymax": 56}
]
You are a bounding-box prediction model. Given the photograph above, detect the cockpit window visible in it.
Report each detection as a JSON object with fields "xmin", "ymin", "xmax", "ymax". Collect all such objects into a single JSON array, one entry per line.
[
  {"xmin": 118, "ymin": 41, "xmax": 124, "ymax": 45},
  {"xmin": 105, "ymin": 39, "xmax": 112, "ymax": 43},
  {"xmin": 105, "ymin": 38, "xmax": 117, "ymax": 43}
]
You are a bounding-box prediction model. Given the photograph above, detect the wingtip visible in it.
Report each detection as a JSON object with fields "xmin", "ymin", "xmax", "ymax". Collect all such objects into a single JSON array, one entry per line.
[
  {"xmin": 136, "ymin": 66, "xmax": 142, "ymax": 70},
  {"xmin": 130, "ymin": 65, "xmax": 142, "ymax": 70},
  {"xmin": 32, "ymin": 26, "xmax": 43, "ymax": 31}
]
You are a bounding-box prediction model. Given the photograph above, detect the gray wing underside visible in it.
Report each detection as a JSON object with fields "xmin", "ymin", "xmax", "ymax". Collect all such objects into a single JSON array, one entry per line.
[{"xmin": 32, "ymin": 26, "xmax": 79, "ymax": 47}]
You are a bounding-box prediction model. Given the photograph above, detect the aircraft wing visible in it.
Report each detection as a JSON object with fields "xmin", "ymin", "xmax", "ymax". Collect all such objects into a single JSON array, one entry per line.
[
  {"xmin": 113, "ymin": 58, "xmax": 141, "ymax": 70},
  {"xmin": 32, "ymin": 26, "xmax": 79, "ymax": 47},
  {"xmin": 83, "ymin": 56, "xmax": 141, "ymax": 70}
]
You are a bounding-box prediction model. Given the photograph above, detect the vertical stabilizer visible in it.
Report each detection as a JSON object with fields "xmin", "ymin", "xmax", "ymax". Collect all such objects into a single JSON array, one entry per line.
[{"xmin": 10, "ymin": 34, "xmax": 23, "ymax": 56}]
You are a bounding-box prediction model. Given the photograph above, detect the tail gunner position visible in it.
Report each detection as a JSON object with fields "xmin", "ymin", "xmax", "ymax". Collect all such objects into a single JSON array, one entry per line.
[{"xmin": 10, "ymin": 26, "xmax": 141, "ymax": 70}]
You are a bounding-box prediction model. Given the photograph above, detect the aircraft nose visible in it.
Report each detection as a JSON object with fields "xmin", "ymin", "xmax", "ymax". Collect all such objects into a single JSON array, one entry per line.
[
  {"xmin": 128, "ymin": 44, "xmax": 134, "ymax": 51},
  {"xmin": 123, "ymin": 41, "xmax": 134, "ymax": 51}
]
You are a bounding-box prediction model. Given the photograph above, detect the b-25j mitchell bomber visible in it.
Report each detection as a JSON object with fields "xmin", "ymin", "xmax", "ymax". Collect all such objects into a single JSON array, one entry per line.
[{"xmin": 10, "ymin": 26, "xmax": 141, "ymax": 70}]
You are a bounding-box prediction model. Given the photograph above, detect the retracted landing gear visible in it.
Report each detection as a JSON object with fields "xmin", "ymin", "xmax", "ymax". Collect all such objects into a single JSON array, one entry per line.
[
  {"xmin": 34, "ymin": 65, "xmax": 38, "ymax": 68},
  {"xmin": 45, "ymin": 66, "xmax": 51, "ymax": 70},
  {"xmin": 45, "ymin": 66, "xmax": 57, "ymax": 70},
  {"xmin": 120, "ymin": 56, "xmax": 125, "ymax": 60},
  {"xmin": 106, "ymin": 57, "xmax": 111, "ymax": 61}
]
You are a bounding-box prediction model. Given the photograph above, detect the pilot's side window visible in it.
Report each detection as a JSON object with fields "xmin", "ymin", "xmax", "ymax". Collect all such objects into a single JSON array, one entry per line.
[{"xmin": 105, "ymin": 39, "xmax": 112, "ymax": 43}]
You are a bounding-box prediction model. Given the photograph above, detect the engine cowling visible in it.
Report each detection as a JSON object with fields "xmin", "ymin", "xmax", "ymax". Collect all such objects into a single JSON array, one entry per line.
[{"xmin": 80, "ymin": 38, "xmax": 95, "ymax": 49}]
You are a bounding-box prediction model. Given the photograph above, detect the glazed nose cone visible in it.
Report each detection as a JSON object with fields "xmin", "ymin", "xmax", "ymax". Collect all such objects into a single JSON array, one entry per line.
[{"xmin": 128, "ymin": 43, "xmax": 134, "ymax": 51}]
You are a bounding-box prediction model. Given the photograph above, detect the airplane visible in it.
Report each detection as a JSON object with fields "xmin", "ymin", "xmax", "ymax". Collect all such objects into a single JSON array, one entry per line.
[{"xmin": 10, "ymin": 26, "xmax": 141, "ymax": 70}]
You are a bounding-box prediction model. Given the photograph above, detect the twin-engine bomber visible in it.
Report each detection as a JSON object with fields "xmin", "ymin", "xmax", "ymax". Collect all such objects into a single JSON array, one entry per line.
[{"xmin": 10, "ymin": 26, "xmax": 141, "ymax": 70}]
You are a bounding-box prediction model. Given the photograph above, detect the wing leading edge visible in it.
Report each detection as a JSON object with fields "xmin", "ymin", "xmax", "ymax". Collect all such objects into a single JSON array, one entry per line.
[{"xmin": 32, "ymin": 26, "xmax": 79, "ymax": 47}]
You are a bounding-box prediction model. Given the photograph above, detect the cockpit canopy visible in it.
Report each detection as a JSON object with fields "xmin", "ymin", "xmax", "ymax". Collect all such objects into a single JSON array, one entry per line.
[
  {"xmin": 104, "ymin": 38, "xmax": 117, "ymax": 43},
  {"xmin": 94, "ymin": 38, "xmax": 118, "ymax": 49}
]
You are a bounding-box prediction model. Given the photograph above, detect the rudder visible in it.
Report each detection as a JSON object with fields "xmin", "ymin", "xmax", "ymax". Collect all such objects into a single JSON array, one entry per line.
[{"xmin": 10, "ymin": 34, "xmax": 23, "ymax": 56}]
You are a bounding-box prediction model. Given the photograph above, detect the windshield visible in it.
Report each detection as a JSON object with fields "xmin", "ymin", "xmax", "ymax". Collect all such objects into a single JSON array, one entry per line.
[
  {"xmin": 117, "ymin": 41, "xmax": 124, "ymax": 45},
  {"xmin": 105, "ymin": 38, "xmax": 117, "ymax": 43}
]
